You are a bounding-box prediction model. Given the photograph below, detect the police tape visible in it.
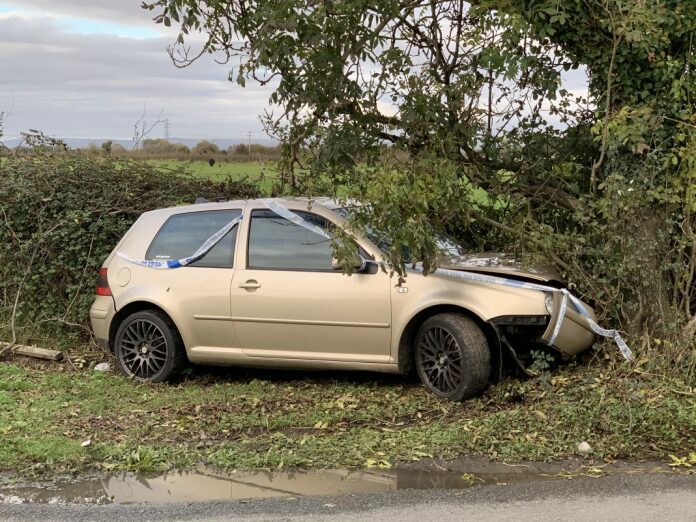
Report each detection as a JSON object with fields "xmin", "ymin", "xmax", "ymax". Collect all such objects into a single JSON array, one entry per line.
[
  {"xmin": 262, "ymin": 199, "xmax": 333, "ymax": 239},
  {"xmin": 262, "ymin": 200, "xmax": 633, "ymax": 361},
  {"xmin": 116, "ymin": 216, "xmax": 242, "ymax": 269},
  {"xmin": 116, "ymin": 200, "xmax": 633, "ymax": 361},
  {"xmin": 114, "ymin": 200, "xmax": 306, "ymax": 269},
  {"xmin": 408, "ymin": 264, "xmax": 634, "ymax": 361}
]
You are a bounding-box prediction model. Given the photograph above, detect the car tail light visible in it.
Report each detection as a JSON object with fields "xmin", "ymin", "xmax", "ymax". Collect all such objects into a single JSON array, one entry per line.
[{"xmin": 96, "ymin": 268, "xmax": 112, "ymax": 296}]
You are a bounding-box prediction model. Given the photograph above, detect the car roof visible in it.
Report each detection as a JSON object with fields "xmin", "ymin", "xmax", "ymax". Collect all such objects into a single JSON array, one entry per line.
[{"xmin": 142, "ymin": 197, "xmax": 347, "ymax": 219}]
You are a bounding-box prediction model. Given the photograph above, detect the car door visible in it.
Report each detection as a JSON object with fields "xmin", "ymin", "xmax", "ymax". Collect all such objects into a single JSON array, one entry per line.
[{"xmin": 230, "ymin": 204, "xmax": 392, "ymax": 363}]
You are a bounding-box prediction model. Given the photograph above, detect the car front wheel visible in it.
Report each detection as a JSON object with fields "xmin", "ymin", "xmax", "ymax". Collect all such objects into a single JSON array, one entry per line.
[
  {"xmin": 113, "ymin": 310, "xmax": 185, "ymax": 383},
  {"xmin": 415, "ymin": 313, "xmax": 491, "ymax": 401}
]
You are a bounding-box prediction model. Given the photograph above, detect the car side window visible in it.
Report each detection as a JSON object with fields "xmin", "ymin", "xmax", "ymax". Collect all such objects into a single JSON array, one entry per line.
[
  {"xmin": 146, "ymin": 209, "xmax": 242, "ymax": 268},
  {"xmin": 247, "ymin": 209, "xmax": 335, "ymax": 271}
]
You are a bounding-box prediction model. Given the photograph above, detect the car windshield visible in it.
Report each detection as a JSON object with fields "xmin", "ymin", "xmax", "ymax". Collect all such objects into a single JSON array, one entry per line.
[{"xmin": 333, "ymin": 207, "xmax": 465, "ymax": 258}]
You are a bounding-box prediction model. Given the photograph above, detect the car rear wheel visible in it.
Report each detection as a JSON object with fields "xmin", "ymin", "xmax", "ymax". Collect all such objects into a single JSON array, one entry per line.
[
  {"xmin": 113, "ymin": 310, "xmax": 185, "ymax": 383},
  {"xmin": 415, "ymin": 313, "xmax": 491, "ymax": 401}
]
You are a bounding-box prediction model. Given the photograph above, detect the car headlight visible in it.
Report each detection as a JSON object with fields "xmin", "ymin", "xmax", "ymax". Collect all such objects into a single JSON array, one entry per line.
[{"xmin": 545, "ymin": 294, "xmax": 554, "ymax": 314}]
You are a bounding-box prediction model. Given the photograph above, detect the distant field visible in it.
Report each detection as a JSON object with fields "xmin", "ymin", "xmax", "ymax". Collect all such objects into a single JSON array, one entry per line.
[{"xmin": 148, "ymin": 159, "xmax": 279, "ymax": 195}]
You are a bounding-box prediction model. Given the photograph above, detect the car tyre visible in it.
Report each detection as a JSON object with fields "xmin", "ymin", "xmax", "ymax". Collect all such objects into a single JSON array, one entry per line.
[
  {"xmin": 113, "ymin": 310, "xmax": 185, "ymax": 383},
  {"xmin": 415, "ymin": 313, "xmax": 490, "ymax": 401}
]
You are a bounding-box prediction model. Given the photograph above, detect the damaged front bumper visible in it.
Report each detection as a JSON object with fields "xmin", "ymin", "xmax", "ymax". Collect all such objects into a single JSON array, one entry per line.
[
  {"xmin": 490, "ymin": 291, "xmax": 596, "ymax": 361},
  {"xmin": 541, "ymin": 292, "xmax": 596, "ymax": 356}
]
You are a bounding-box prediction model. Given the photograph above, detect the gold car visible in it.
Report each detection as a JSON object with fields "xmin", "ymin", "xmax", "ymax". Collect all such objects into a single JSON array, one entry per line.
[{"xmin": 90, "ymin": 198, "xmax": 596, "ymax": 401}]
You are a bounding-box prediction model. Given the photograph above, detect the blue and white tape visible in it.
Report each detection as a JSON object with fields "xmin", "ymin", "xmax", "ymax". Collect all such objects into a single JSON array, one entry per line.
[
  {"xmin": 117, "ymin": 215, "xmax": 242, "ymax": 269},
  {"xmin": 117, "ymin": 200, "xmax": 633, "ymax": 361},
  {"xmin": 262, "ymin": 199, "xmax": 333, "ymax": 240},
  {"xmin": 262, "ymin": 200, "xmax": 633, "ymax": 361},
  {"xmin": 551, "ymin": 291, "xmax": 569, "ymax": 346},
  {"xmin": 408, "ymin": 264, "xmax": 633, "ymax": 361}
]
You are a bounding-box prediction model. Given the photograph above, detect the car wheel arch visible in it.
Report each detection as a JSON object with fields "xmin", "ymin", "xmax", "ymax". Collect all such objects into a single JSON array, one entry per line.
[
  {"xmin": 397, "ymin": 304, "xmax": 502, "ymax": 378},
  {"xmin": 109, "ymin": 301, "xmax": 186, "ymax": 354}
]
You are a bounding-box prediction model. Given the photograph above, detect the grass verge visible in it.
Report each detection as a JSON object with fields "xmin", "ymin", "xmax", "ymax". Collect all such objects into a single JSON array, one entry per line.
[
  {"xmin": 148, "ymin": 160, "xmax": 278, "ymax": 195},
  {"xmin": 0, "ymin": 352, "xmax": 694, "ymax": 477}
]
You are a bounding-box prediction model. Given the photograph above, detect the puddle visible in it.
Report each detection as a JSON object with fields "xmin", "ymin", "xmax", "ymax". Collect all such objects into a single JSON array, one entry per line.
[
  {"xmin": 0, "ymin": 461, "xmax": 667, "ymax": 505},
  {"xmin": 0, "ymin": 468, "xmax": 544, "ymax": 505}
]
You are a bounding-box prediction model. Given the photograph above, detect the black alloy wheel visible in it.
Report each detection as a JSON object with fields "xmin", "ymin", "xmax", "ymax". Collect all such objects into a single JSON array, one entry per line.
[
  {"xmin": 417, "ymin": 326, "xmax": 464, "ymax": 394},
  {"xmin": 114, "ymin": 310, "xmax": 184, "ymax": 383},
  {"xmin": 415, "ymin": 313, "xmax": 490, "ymax": 401}
]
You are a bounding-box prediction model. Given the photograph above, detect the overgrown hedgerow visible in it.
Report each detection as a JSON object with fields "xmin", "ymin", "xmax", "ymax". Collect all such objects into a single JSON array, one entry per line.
[{"xmin": 0, "ymin": 147, "xmax": 260, "ymax": 347}]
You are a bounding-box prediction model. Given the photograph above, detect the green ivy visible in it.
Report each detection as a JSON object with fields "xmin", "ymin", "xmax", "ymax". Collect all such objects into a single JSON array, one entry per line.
[{"xmin": 0, "ymin": 148, "xmax": 259, "ymax": 347}]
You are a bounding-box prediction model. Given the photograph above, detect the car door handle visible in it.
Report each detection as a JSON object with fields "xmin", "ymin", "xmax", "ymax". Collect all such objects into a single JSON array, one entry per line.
[{"xmin": 238, "ymin": 280, "xmax": 261, "ymax": 290}]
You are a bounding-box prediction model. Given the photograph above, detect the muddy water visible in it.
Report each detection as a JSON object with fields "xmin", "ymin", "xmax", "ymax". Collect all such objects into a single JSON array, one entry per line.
[{"xmin": 0, "ymin": 461, "xmax": 666, "ymax": 505}]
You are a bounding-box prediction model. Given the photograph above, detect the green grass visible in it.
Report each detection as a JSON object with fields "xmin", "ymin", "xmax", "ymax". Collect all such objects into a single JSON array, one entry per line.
[
  {"xmin": 148, "ymin": 159, "xmax": 279, "ymax": 195},
  {"xmin": 1, "ymin": 356, "xmax": 694, "ymax": 477}
]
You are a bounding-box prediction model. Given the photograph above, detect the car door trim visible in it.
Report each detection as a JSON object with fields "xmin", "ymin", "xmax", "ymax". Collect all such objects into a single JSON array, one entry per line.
[
  {"xmin": 243, "ymin": 349, "xmax": 392, "ymax": 362},
  {"xmin": 194, "ymin": 314, "xmax": 389, "ymax": 328},
  {"xmin": 192, "ymin": 315, "xmax": 233, "ymax": 322}
]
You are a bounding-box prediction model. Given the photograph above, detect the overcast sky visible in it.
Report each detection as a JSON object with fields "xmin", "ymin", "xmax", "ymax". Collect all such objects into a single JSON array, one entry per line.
[
  {"xmin": 0, "ymin": 0, "xmax": 273, "ymax": 142},
  {"xmin": 0, "ymin": 1, "xmax": 588, "ymax": 143}
]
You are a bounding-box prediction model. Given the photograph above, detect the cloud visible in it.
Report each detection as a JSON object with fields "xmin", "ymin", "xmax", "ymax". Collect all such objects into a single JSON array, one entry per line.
[
  {"xmin": 0, "ymin": 12, "xmax": 274, "ymax": 140},
  {"xmin": 0, "ymin": 2, "xmax": 590, "ymax": 142},
  {"xmin": 0, "ymin": 0, "xmax": 156, "ymax": 27}
]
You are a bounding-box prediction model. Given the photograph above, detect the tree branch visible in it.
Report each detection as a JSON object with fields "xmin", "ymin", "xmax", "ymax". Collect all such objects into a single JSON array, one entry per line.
[{"xmin": 473, "ymin": 213, "xmax": 571, "ymax": 272}]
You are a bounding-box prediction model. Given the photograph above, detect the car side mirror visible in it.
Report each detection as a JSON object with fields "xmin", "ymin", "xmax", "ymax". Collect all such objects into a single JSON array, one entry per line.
[{"xmin": 332, "ymin": 253, "xmax": 366, "ymax": 272}]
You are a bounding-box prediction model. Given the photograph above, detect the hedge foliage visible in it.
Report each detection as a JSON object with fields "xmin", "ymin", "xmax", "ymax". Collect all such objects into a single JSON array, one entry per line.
[
  {"xmin": 0, "ymin": 149, "xmax": 260, "ymax": 346},
  {"xmin": 149, "ymin": 0, "xmax": 695, "ymax": 375}
]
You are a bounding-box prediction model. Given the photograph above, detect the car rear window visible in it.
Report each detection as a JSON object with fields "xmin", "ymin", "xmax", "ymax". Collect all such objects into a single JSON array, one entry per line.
[{"xmin": 146, "ymin": 209, "xmax": 242, "ymax": 268}]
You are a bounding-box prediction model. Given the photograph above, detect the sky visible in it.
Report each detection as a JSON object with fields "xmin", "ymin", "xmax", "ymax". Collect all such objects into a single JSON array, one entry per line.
[
  {"xmin": 0, "ymin": 1, "xmax": 588, "ymax": 144},
  {"xmin": 0, "ymin": 0, "xmax": 272, "ymax": 142}
]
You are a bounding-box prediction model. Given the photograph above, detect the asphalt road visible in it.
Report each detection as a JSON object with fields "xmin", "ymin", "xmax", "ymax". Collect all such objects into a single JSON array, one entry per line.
[{"xmin": 1, "ymin": 472, "xmax": 694, "ymax": 521}]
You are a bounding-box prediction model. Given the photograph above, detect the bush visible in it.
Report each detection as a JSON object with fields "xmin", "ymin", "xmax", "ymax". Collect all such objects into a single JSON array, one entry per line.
[{"xmin": 0, "ymin": 149, "xmax": 260, "ymax": 347}]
